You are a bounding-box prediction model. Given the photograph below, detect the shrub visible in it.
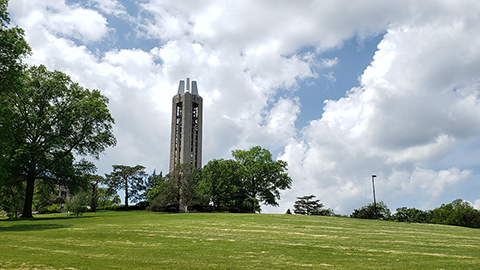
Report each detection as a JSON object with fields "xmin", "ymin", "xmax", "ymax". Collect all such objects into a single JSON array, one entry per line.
[
  {"xmin": 47, "ymin": 203, "xmax": 60, "ymax": 213},
  {"xmin": 36, "ymin": 203, "xmax": 61, "ymax": 214},
  {"xmin": 65, "ymin": 193, "xmax": 89, "ymax": 217},
  {"xmin": 392, "ymin": 207, "xmax": 432, "ymax": 223},
  {"xmin": 351, "ymin": 201, "xmax": 391, "ymax": 220}
]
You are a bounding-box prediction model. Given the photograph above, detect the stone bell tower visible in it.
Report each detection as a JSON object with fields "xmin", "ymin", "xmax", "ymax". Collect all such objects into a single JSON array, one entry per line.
[{"xmin": 169, "ymin": 78, "xmax": 203, "ymax": 172}]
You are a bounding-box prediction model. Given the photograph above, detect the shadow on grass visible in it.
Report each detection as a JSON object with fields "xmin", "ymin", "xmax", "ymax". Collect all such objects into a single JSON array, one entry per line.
[
  {"xmin": 0, "ymin": 223, "xmax": 71, "ymax": 231},
  {"xmin": 0, "ymin": 216, "xmax": 95, "ymax": 232}
]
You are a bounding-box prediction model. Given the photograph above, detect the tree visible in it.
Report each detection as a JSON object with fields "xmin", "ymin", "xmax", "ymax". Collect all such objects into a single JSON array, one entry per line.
[
  {"xmin": 0, "ymin": 0, "xmax": 30, "ymax": 88},
  {"xmin": 88, "ymin": 175, "xmax": 105, "ymax": 212},
  {"xmin": 33, "ymin": 180, "xmax": 64, "ymax": 213},
  {"xmin": 65, "ymin": 192, "xmax": 89, "ymax": 217},
  {"xmin": 431, "ymin": 199, "xmax": 480, "ymax": 228},
  {"xmin": 351, "ymin": 201, "xmax": 391, "ymax": 220},
  {"xmin": 0, "ymin": 0, "xmax": 31, "ymax": 214},
  {"xmin": 0, "ymin": 178, "xmax": 24, "ymax": 219},
  {"xmin": 96, "ymin": 187, "xmax": 119, "ymax": 207},
  {"xmin": 0, "ymin": 0, "xmax": 30, "ymax": 106},
  {"xmin": 293, "ymin": 195, "xmax": 324, "ymax": 215},
  {"xmin": 232, "ymin": 146, "xmax": 292, "ymax": 212},
  {"xmin": 146, "ymin": 170, "xmax": 164, "ymax": 201},
  {"xmin": 148, "ymin": 164, "xmax": 198, "ymax": 212},
  {"xmin": 199, "ymin": 159, "xmax": 241, "ymax": 211},
  {"xmin": 105, "ymin": 165, "xmax": 147, "ymax": 210},
  {"xmin": 392, "ymin": 207, "xmax": 432, "ymax": 223},
  {"xmin": 2, "ymin": 65, "xmax": 116, "ymax": 218}
]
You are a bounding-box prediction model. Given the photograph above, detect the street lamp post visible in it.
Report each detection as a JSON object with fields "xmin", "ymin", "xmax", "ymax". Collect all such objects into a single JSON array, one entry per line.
[{"xmin": 372, "ymin": 175, "xmax": 377, "ymax": 219}]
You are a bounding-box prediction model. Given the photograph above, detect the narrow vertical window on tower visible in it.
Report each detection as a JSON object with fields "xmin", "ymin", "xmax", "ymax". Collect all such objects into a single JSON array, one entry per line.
[
  {"xmin": 192, "ymin": 102, "xmax": 199, "ymax": 167},
  {"xmin": 175, "ymin": 102, "xmax": 183, "ymax": 169}
]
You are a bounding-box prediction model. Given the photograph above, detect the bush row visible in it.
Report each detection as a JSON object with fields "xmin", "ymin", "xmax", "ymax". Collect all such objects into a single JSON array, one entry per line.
[{"xmin": 351, "ymin": 199, "xmax": 480, "ymax": 229}]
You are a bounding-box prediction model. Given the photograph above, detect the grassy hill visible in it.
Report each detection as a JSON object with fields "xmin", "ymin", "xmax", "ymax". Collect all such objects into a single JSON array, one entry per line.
[{"xmin": 1, "ymin": 211, "xmax": 479, "ymax": 269}]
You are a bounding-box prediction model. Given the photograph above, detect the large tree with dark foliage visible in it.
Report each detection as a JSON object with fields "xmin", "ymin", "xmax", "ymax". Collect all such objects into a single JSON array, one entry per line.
[
  {"xmin": 431, "ymin": 199, "xmax": 480, "ymax": 228},
  {"xmin": 0, "ymin": 0, "xmax": 30, "ymax": 217},
  {"xmin": 2, "ymin": 64, "xmax": 116, "ymax": 218},
  {"xmin": 232, "ymin": 146, "xmax": 292, "ymax": 213},
  {"xmin": 199, "ymin": 159, "xmax": 241, "ymax": 211},
  {"xmin": 106, "ymin": 165, "xmax": 147, "ymax": 210}
]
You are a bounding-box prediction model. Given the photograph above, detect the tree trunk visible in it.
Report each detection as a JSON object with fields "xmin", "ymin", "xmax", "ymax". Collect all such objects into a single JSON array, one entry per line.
[
  {"xmin": 251, "ymin": 191, "xmax": 257, "ymax": 213},
  {"xmin": 91, "ymin": 183, "xmax": 97, "ymax": 212},
  {"xmin": 124, "ymin": 178, "xmax": 129, "ymax": 210},
  {"xmin": 176, "ymin": 175, "xmax": 181, "ymax": 212},
  {"xmin": 21, "ymin": 174, "xmax": 35, "ymax": 218}
]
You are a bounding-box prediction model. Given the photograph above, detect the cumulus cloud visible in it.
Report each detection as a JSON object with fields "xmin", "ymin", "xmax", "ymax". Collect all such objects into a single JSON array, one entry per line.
[{"xmin": 11, "ymin": 0, "xmax": 110, "ymax": 43}]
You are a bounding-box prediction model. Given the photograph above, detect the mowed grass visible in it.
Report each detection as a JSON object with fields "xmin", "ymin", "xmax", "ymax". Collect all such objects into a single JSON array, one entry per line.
[{"xmin": 1, "ymin": 211, "xmax": 479, "ymax": 269}]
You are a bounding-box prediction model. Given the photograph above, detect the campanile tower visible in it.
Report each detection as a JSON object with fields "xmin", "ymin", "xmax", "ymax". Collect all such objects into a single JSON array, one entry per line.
[{"xmin": 169, "ymin": 78, "xmax": 203, "ymax": 172}]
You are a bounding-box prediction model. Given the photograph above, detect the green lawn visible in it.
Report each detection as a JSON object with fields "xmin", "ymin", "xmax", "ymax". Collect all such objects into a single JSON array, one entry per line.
[{"xmin": 1, "ymin": 211, "xmax": 479, "ymax": 269}]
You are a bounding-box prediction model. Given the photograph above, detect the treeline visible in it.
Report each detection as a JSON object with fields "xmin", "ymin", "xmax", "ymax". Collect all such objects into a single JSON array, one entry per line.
[
  {"xmin": 350, "ymin": 199, "xmax": 480, "ymax": 229},
  {"xmin": 147, "ymin": 146, "xmax": 292, "ymax": 213},
  {"xmin": 1, "ymin": 145, "xmax": 292, "ymax": 218},
  {"xmin": 289, "ymin": 195, "xmax": 480, "ymax": 229}
]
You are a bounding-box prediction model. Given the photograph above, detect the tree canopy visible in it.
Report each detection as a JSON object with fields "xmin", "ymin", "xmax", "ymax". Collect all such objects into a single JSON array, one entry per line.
[
  {"xmin": 232, "ymin": 146, "xmax": 292, "ymax": 212},
  {"xmin": 1, "ymin": 65, "xmax": 116, "ymax": 218},
  {"xmin": 351, "ymin": 201, "xmax": 391, "ymax": 220},
  {"xmin": 431, "ymin": 199, "xmax": 480, "ymax": 228},
  {"xmin": 0, "ymin": 0, "xmax": 31, "ymax": 217},
  {"xmin": 392, "ymin": 207, "xmax": 432, "ymax": 223},
  {"xmin": 147, "ymin": 147, "xmax": 292, "ymax": 213},
  {"xmin": 293, "ymin": 195, "xmax": 324, "ymax": 215},
  {"xmin": 0, "ymin": 0, "xmax": 30, "ymax": 95},
  {"xmin": 105, "ymin": 165, "xmax": 147, "ymax": 210},
  {"xmin": 198, "ymin": 159, "xmax": 241, "ymax": 211},
  {"xmin": 148, "ymin": 163, "xmax": 200, "ymax": 213}
]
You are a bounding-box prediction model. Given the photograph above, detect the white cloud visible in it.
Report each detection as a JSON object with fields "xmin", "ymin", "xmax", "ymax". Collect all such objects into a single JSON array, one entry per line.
[
  {"xmin": 50, "ymin": 8, "xmax": 108, "ymax": 42},
  {"xmin": 11, "ymin": 0, "xmax": 110, "ymax": 43},
  {"xmin": 387, "ymin": 168, "xmax": 472, "ymax": 207},
  {"xmin": 323, "ymin": 71, "xmax": 336, "ymax": 84},
  {"xmin": 89, "ymin": 0, "xmax": 127, "ymax": 17},
  {"xmin": 321, "ymin": 57, "xmax": 339, "ymax": 68},
  {"xmin": 261, "ymin": 98, "xmax": 300, "ymax": 147},
  {"xmin": 474, "ymin": 199, "xmax": 480, "ymax": 210}
]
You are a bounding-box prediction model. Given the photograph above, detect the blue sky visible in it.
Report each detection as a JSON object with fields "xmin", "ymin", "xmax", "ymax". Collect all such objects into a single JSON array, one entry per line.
[{"xmin": 8, "ymin": 0, "xmax": 480, "ymax": 214}]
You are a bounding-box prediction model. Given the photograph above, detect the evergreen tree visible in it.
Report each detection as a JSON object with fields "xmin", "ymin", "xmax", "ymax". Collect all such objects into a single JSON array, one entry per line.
[{"xmin": 293, "ymin": 195, "xmax": 324, "ymax": 215}]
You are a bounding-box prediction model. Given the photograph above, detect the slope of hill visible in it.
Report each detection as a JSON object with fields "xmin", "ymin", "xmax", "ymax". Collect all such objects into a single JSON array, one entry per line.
[{"xmin": 1, "ymin": 211, "xmax": 479, "ymax": 269}]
